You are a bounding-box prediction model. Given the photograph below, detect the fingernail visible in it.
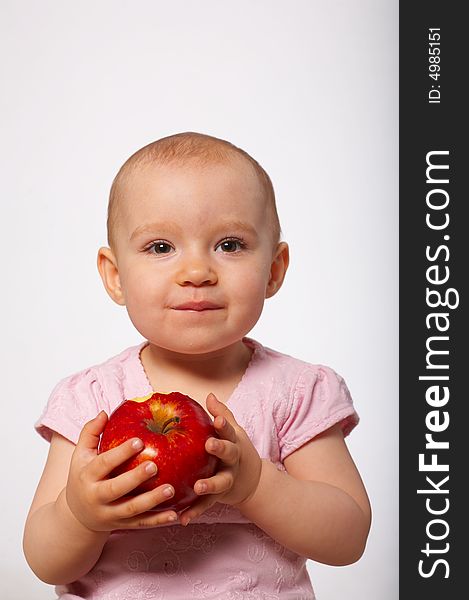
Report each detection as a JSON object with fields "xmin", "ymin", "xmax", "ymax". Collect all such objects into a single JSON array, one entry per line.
[
  {"xmin": 197, "ymin": 482, "xmax": 207, "ymax": 494},
  {"xmin": 145, "ymin": 462, "xmax": 157, "ymax": 475},
  {"xmin": 132, "ymin": 438, "xmax": 144, "ymax": 450},
  {"xmin": 163, "ymin": 486, "xmax": 174, "ymax": 498},
  {"xmin": 167, "ymin": 514, "xmax": 177, "ymax": 522}
]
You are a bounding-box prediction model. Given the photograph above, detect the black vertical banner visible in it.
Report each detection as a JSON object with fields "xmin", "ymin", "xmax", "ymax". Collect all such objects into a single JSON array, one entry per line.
[{"xmin": 400, "ymin": 2, "xmax": 466, "ymax": 597}]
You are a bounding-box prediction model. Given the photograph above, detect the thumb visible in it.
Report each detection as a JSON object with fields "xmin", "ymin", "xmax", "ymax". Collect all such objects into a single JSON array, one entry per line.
[
  {"xmin": 206, "ymin": 393, "xmax": 238, "ymax": 443},
  {"xmin": 206, "ymin": 393, "xmax": 236, "ymax": 426},
  {"xmin": 205, "ymin": 392, "xmax": 224, "ymax": 416},
  {"xmin": 77, "ymin": 410, "xmax": 108, "ymax": 451}
]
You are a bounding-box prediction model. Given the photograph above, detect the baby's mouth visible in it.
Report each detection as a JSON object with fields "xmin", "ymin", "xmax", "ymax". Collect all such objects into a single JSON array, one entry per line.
[{"xmin": 173, "ymin": 301, "xmax": 223, "ymax": 311}]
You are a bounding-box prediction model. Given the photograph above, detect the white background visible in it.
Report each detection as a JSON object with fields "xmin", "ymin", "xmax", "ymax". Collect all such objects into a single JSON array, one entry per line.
[{"xmin": 1, "ymin": 1, "xmax": 398, "ymax": 598}]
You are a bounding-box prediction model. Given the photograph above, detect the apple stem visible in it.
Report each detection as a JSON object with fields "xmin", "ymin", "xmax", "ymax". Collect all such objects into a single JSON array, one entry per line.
[{"xmin": 162, "ymin": 416, "xmax": 181, "ymax": 434}]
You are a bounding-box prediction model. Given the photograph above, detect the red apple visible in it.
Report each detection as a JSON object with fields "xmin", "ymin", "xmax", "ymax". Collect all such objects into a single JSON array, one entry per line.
[{"xmin": 98, "ymin": 391, "xmax": 218, "ymax": 512}]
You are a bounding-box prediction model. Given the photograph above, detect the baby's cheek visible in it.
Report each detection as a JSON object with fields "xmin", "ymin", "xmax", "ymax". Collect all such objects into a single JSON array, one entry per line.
[
  {"xmin": 239, "ymin": 274, "xmax": 270, "ymax": 304},
  {"xmin": 235, "ymin": 286, "xmax": 266, "ymax": 329}
]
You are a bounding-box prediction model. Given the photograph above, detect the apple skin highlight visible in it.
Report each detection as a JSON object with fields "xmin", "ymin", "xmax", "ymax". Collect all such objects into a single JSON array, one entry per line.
[{"xmin": 98, "ymin": 392, "xmax": 219, "ymax": 512}]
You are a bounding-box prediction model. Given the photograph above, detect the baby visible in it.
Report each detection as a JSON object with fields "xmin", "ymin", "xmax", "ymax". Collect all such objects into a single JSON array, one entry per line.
[{"xmin": 24, "ymin": 132, "xmax": 371, "ymax": 599}]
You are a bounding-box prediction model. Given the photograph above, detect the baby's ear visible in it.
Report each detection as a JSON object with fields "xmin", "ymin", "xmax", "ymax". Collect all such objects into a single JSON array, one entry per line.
[
  {"xmin": 266, "ymin": 242, "xmax": 289, "ymax": 299},
  {"xmin": 97, "ymin": 247, "xmax": 126, "ymax": 305}
]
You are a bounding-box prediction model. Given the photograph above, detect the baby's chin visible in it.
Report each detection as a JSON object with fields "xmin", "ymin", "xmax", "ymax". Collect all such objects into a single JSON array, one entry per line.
[{"xmin": 147, "ymin": 334, "xmax": 247, "ymax": 358}]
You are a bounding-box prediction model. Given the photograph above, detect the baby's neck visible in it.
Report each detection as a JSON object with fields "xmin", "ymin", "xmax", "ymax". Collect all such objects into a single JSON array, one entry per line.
[{"xmin": 140, "ymin": 339, "xmax": 253, "ymax": 405}]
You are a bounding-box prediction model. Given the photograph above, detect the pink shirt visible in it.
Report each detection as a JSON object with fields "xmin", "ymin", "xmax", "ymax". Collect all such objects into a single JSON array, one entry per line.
[{"xmin": 36, "ymin": 337, "xmax": 358, "ymax": 599}]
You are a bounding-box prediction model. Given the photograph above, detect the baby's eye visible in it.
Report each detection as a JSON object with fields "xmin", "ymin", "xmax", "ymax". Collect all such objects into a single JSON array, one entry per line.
[
  {"xmin": 216, "ymin": 238, "xmax": 246, "ymax": 253},
  {"xmin": 147, "ymin": 241, "xmax": 174, "ymax": 255}
]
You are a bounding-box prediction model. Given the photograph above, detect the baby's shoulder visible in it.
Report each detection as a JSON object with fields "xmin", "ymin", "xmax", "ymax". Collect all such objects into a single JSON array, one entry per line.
[
  {"xmin": 245, "ymin": 340, "xmax": 358, "ymax": 449},
  {"xmin": 36, "ymin": 343, "xmax": 147, "ymax": 443},
  {"xmin": 50, "ymin": 342, "xmax": 147, "ymax": 409},
  {"xmin": 255, "ymin": 340, "xmax": 344, "ymax": 388}
]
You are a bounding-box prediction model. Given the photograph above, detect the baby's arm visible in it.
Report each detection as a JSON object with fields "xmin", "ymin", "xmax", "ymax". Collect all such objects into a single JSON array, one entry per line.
[
  {"xmin": 181, "ymin": 394, "xmax": 371, "ymax": 566},
  {"xmin": 23, "ymin": 412, "xmax": 178, "ymax": 585},
  {"xmin": 238, "ymin": 423, "xmax": 371, "ymax": 565}
]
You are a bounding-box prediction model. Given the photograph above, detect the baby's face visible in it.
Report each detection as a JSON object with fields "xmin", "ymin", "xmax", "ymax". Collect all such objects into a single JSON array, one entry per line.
[{"xmin": 108, "ymin": 158, "xmax": 284, "ymax": 355}]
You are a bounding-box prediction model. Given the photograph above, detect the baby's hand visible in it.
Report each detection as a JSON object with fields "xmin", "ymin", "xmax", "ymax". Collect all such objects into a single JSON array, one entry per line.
[
  {"xmin": 66, "ymin": 411, "xmax": 178, "ymax": 532},
  {"xmin": 179, "ymin": 393, "xmax": 262, "ymax": 526}
]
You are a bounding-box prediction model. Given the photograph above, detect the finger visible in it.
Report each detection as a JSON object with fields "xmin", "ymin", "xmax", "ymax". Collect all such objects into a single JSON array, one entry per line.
[
  {"xmin": 179, "ymin": 495, "xmax": 218, "ymax": 526},
  {"xmin": 112, "ymin": 483, "xmax": 177, "ymax": 522},
  {"xmin": 206, "ymin": 393, "xmax": 238, "ymax": 441},
  {"xmin": 88, "ymin": 437, "xmax": 145, "ymax": 480},
  {"xmin": 194, "ymin": 468, "xmax": 234, "ymax": 496},
  {"xmin": 205, "ymin": 437, "xmax": 239, "ymax": 465},
  {"xmin": 77, "ymin": 411, "xmax": 108, "ymax": 451},
  {"xmin": 205, "ymin": 392, "xmax": 229, "ymax": 418},
  {"xmin": 120, "ymin": 509, "xmax": 179, "ymax": 529},
  {"xmin": 212, "ymin": 415, "xmax": 237, "ymax": 444},
  {"xmin": 98, "ymin": 460, "xmax": 159, "ymax": 503}
]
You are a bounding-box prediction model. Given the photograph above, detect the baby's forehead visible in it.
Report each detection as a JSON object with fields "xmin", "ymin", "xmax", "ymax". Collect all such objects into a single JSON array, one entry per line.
[
  {"xmin": 119, "ymin": 157, "xmax": 266, "ymax": 212},
  {"xmin": 108, "ymin": 147, "xmax": 279, "ymax": 252}
]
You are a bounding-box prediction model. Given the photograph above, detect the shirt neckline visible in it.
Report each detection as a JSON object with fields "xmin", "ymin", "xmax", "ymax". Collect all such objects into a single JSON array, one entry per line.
[{"xmin": 134, "ymin": 336, "xmax": 263, "ymax": 407}]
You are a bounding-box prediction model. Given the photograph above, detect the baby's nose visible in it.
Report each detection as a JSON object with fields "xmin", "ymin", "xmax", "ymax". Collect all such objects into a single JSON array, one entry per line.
[{"xmin": 176, "ymin": 253, "xmax": 217, "ymax": 286}]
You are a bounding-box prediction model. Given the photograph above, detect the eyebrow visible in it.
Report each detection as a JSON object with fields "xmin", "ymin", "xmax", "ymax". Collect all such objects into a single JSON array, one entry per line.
[
  {"xmin": 130, "ymin": 222, "xmax": 182, "ymax": 241},
  {"xmin": 217, "ymin": 220, "xmax": 259, "ymax": 237},
  {"xmin": 130, "ymin": 220, "xmax": 258, "ymax": 241}
]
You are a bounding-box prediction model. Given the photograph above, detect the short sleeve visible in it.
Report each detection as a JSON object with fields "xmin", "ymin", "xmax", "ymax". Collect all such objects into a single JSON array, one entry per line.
[
  {"xmin": 278, "ymin": 365, "xmax": 359, "ymax": 462},
  {"xmin": 35, "ymin": 368, "xmax": 106, "ymax": 445}
]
